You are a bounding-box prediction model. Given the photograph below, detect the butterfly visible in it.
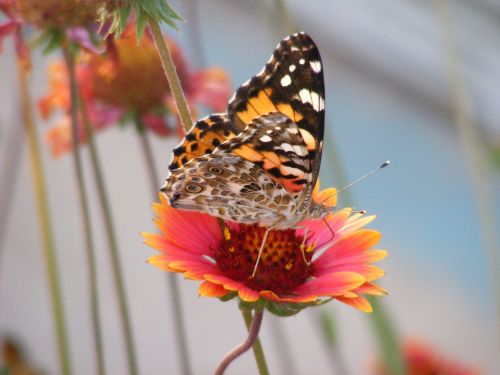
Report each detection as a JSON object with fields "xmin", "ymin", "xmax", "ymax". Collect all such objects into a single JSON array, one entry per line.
[{"xmin": 161, "ymin": 32, "xmax": 333, "ymax": 272}]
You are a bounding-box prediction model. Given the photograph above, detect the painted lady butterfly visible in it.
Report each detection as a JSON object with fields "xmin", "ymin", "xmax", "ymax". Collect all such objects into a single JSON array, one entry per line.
[{"xmin": 162, "ymin": 33, "xmax": 332, "ymax": 271}]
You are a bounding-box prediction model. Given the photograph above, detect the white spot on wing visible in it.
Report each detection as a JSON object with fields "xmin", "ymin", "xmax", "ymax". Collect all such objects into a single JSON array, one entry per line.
[
  {"xmin": 311, "ymin": 91, "xmax": 320, "ymax": 111},
  {"xmin": 289, "ymin": 64, "xmax": 296, "ymax": 72},
  {"xmin": 281, "ymin": 143, "xmax": 294, "ymax": 153},
  {"xmin": 310, "ymin": 60, "xmax": 321, "ymax": 73},
  {"xmin": 293, "ymin": 145, "xmax": 306, "ymax": 156},
  {"xmin": 260, "ymin": 135, "xmax": 272, "ymax": 143},
  {"xmin": 288, "ymin": 127, "xmax": 298, "ymax": 134},
  {"xmin": 299, "ymin": 88, "xmax": 312, "ymax": 106},
  {"xmin": 299, "ymin": 58, "xmax": 305, "ymax": 65},
  {"xmin": 280, "ymin": 74, "xmax": 292, "ymax": 87}
]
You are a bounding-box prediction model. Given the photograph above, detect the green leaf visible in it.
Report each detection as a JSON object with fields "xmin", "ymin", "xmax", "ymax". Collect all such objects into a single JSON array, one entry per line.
[
  {"xmin": 29, "ymin": 28, "xmax": 64, "ymax": 54},
  {"xmin": 135, "ymin": 6, "xmax": 147, "ymax": 40},
  {"xmin": 42, "ymin": 29, "xmax": 65, "ymax": 54},
  {"xmin": 117, "ymin": 4, "xmax": 132, "ymax": 36},
  {"xmin": 219, "ymin": 291, "xmax": 238, "ymax": 302},
  {"xmin": 265, "ymin": 301, "xmax": 310, "ymax": 317},
  {"xmin": 238, "ymin": 298, "xmax": 266, "ymax": 312}
]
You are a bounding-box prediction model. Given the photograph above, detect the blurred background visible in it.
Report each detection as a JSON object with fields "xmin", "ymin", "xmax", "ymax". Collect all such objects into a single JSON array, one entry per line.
[{"xmin": 1, "ymin": 0, "xmax": 499, "ymax": 374}]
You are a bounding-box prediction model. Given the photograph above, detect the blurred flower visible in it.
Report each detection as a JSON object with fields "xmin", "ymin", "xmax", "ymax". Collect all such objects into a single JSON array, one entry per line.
[
  {"xmin": 142, "ymin": 183, "xmax": 387, "ymax": 315},
  {"xmin": 0, "ymin": 0, "xmax": 119, "ymax": 66},
  {"xmin": 39, "ymin": 24, "xmax": 231, "ymax": 157},
  {"xmin": 8, "ymin": 0, "xmax": 116, "ymax": 29},
  {"xmin": 1, "ymin": 336, "xmax": 43, "ymax": 375},
  {"xmin": 374, "ymin": 340, "xmax": 481, "ymax": 375}
]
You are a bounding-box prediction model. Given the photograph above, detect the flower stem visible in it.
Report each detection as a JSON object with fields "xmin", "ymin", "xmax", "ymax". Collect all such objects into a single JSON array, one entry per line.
[
  {"xmin": 147, "ymin": 15, "xmax": 225, "ymax": 236},
  {"xmin": 242, "ymin": 310, "xmax": 270, "ymax": 375},
  {"xmin": 63, "ymin": 45, "xmax": 106, "ymax": 375},
  {"xmin": 214, "ymin": 310, "xmax": 266, "ymax": 375},
  {"xmin": 15, "ymin": 55, "xmax": 72, "ymax": 375},
  {"xmin": 79, "ymin": 90, "xmax": 138, "ymax": 375},
  {"xmin": 135, "ymin": 119, "xmax": 193, "ymax": 375},
  {"xmin": 148, "ymin": 17, "xmax": 192, "ymax": 132}
]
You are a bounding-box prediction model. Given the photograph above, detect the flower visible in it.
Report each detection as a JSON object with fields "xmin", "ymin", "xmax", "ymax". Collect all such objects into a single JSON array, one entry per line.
[
  {"xmin": 142, "ymin": 182, "xmax": 387, "ymax": 315},
  {"xmin": 39, "ymin": 24, "xmax": 231, "ymax": 157},
  {"xmin": 374, "ymin": 340, "xmax": 482, "ymax": 375},
  {"xmin": 0, "ymin": 0, "xmax": 117, "ymax": 67}
]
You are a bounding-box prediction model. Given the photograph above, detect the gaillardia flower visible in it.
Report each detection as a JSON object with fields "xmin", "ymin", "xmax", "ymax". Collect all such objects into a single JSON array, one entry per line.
[
  {"xmin": 143, "ymin": 183, "xmax": 387, "ymax": 315},
  {"xmin": 374, "ymin": 340, "xmax": 481, "ymax": 375},
  {"xmin": 39, "ymin": 24, "xmax": 231, "ymax": 157}
]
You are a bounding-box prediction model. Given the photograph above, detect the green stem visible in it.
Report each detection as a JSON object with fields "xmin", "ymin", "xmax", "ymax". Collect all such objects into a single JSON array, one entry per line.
[
  {"xmin": 242, "ymin": 310, "xmax": 270, "ymax": 375},
  {"xmin": 15, "ymin": 55, "xmax": 72, "ymax": 375},
  {"xmin": 63, "ymin": 46, "xmax": 106, "ymax": 375},
  {"xmin": 148, "ymin": 14, "xmax": 225, "ymax": 236},
  {"xmin": 435, "ymin": 0, "xmax": 500, "ymax": 341},
  {"xmin": 148, "ymin": 18, "xmax": 193, "ymax": 132},
  {"xmin": 79, "ymin": 91, "xmax": 138, "ymax": 375},
  {"xmin": 135, "ymin": 119, "xmax": 193, "ymax": 375}
]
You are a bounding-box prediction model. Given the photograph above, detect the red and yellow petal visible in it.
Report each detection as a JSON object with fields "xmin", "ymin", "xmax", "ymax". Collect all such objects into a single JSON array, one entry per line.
[
  {"xmin": 336, "ymin": 295, "xmax": 373, "ymax": 313},
  {"xmin": 199, "ymin": 281, "xmax": 228, "ymax": 298}
]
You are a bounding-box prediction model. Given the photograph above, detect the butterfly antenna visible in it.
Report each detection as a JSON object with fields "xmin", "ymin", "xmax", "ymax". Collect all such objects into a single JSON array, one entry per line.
[{"xmin": 325, "ymin": 160, "xmax": 390, "ymax": 201}]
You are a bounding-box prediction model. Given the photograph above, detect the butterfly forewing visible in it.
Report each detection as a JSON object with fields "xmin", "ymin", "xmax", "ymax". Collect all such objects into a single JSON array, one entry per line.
[
  {"xmin": 168, "ymin": 114, "xmax": 238, "ymax": 172},
  {"xmin": 162, "ymin": 32, "xmax": 326, "ymax": 228},
  {"xmin": 228, "ymin": 32, "xmax": 325, "ymax": 188}
]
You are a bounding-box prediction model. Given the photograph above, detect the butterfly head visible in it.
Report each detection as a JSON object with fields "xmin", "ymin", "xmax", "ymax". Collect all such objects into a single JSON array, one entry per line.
[{"xmin": 308, "ymin": 200, "xmax": 335, "ymax": 220}]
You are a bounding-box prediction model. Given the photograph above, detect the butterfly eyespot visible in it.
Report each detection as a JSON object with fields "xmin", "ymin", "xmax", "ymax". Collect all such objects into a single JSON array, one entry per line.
[
  {"xmin": 202, "ymin": 172, "xmax": 213, "ymax": 178},
  {"xmin": 178, "ymin": 175, "xmax": 185, "ymax": 181},
  {"xmin": 209, "ymin": 167, "xmax": 222, "ymax": 174},
  {"xmin": 191, "ymin": 176, "xmax": 203, "ymax": 183},
  {"xmin": 311, "ymin": 207, "xmax": 322, "ymax": 219},
  {"xmin": 185, "ymin": 183, "xmax": 202, "ymax": 193}
]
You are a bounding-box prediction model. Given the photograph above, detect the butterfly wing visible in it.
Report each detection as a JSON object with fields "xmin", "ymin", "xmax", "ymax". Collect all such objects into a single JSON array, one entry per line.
[
  {"xmin": 162, "ymin": 112, "xmax": 314, "ymax": 226},
  {"xmin": 168, "ymin": 113, "xmax": 239, "ymax": 172},
  {"xmin": 228, "ymin": 32, "xmax": 325, "ymax": 192}
]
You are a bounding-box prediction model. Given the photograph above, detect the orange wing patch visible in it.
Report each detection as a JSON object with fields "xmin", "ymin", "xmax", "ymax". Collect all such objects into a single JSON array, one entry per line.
[{"xmin": 169, "ymin": 114, "xmax": 237, "ymax": 171}]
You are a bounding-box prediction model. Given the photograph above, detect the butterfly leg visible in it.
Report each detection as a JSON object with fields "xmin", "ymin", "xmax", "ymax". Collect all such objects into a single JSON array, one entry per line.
[
  {"xmin": 250, "ymin": 227, "xmax": 272, "ymax": 278},
  {"xmin": 295, "ymin": 226, "xmax": 312, "ymax": 266}
]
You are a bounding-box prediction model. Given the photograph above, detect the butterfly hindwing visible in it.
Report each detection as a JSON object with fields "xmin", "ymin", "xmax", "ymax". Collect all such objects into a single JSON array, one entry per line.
[
  {"xmin": 218, "ymin": 112, "xmax": 311, "ymax": 197},
  {"xmin": 168, "ymin": 114, "xmax": 238, "ymax": 172},
  {"xmin": 228, "ymin": 32, "xmax": 325, "ymax": 187},
  {"xmin": 163, "ymin": 153, "xmax": 296, "ymax": 226}
]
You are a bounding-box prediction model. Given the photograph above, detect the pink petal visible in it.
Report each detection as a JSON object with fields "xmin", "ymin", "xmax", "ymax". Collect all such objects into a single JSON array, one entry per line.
[
  {"xmin": 315, "ymin": 229, "xmax": 382, "ymax": 266},
  {"xmin": 153, "ymin": 195, "xmax": 222, "ymax": 255},
  {"xmin": 294, "ymin": 272, "xmax": 365, "ymax": 296},
  {"xmin": 142, "ymin": 113, "xmax": 171, "ymax": 136},
  {"xmin": 188, "ymin": 68, "xmax": 230, "ymax": 112}
]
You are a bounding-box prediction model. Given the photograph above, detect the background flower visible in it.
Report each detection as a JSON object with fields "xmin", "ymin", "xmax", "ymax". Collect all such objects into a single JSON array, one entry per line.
[
  {"xmin": 39, "ymin": 24, "xmax": 231, "ymax": 157},
  {"xmin": 374, "ymin": 340, "xmax": 482, "ymax": 375}
]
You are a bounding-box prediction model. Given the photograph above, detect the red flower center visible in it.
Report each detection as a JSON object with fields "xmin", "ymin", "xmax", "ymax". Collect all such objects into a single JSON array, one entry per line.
[{"xmin": 213, "ymin": 224, "xmax": 314, "ymax": 294}]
